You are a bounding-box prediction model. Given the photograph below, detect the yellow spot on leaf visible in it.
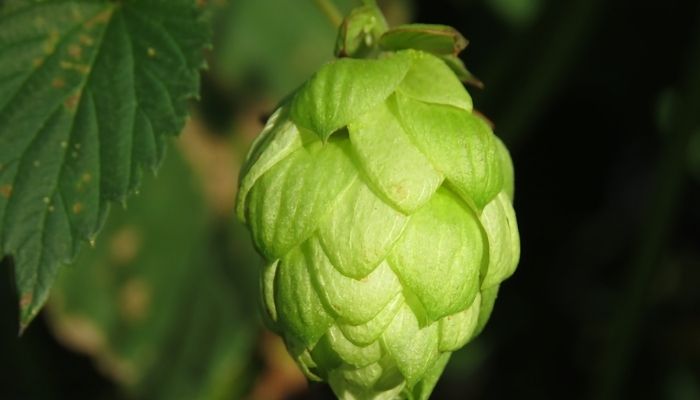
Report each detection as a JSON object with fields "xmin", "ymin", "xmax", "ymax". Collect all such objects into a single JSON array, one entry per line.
[
  {"xmin": 43, "ymin": 197, "xmax": 50, "ymax": 204},
  {"xmin": 84, "ymin": 7, "xmax": 114, "ymax": 29},
  {"xmin": 0, "ymin": 185, "xmax": 12, "ymax": 198},
  {"xmin": 43, "ymin": 31, "xmax": 60, "ymax": 54},
  {"xmin": 147, "ymin": 47, "xmax": 156, "ymax": 57},
  {"xmin": 33, "ymin": 160, "xmax": 41, "ymax": 167},
  {"xmin": 72, "ymin": 202, "xmax": 84, "ymax": 214},
  {"xmin": 60, "ymin": 61, "xmax": 90, "ymax": 74},
  {"xmin": 82, "ymin": 173, "xmax": 92, "ymax": 183}
]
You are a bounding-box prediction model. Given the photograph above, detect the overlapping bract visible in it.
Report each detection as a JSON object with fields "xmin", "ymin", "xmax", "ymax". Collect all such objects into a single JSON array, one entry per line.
[{"xmin": 236, "ymin": 49, "xmax": 520, "ymax": 400}]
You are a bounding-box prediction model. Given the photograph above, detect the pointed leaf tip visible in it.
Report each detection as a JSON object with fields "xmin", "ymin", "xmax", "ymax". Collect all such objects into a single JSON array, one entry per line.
[{"xmin": 380, "ymin": 24, "xmax": 468, "ymax": 56}]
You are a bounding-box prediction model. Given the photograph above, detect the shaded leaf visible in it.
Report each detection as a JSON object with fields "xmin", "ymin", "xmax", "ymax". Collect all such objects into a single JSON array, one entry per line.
[{"xmin": 0, "ymin": 0, "xmax": 210, "ymax": 329}]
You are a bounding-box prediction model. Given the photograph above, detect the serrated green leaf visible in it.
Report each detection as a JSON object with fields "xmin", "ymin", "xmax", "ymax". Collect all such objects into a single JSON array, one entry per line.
[
  {"xmin": 0, "ymin": 0, "xmax": 209, "ymax": 329},
  {"xmin": 394, "ymin": 93, "xmax": 503, "ymax": 210},
  {"xmin": 347, "ymin": 101, "xmax": 443, "ymax": 213},
  {"xmin": 290, "ymin": 51, "xmax": 412, "ymax": 140},
  {"xmin": 387, "ymin": 187, "xmax": 483, "ymax": 322}
]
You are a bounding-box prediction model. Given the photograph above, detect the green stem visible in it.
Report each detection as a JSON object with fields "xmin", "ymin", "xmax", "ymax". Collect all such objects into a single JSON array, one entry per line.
[{"xmin": 313, "ymin": 0, "xmax": 343, "ymax": 28}]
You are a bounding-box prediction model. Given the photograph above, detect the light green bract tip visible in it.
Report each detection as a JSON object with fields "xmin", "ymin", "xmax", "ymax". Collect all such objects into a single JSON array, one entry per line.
[{"xmin": 236, "ymin": 6, "xmax": 520, "ymax": 400}]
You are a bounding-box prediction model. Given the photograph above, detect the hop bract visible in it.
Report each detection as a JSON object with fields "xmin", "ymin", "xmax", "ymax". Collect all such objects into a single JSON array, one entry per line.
[{"xmin": 236, "ymin": 17, "xmax": 520, "ymax": 400}]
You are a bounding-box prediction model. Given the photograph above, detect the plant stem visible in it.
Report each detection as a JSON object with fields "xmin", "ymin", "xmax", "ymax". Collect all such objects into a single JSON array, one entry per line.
[{"xmin": 313, "ymin": 0, "xmax": 343, "ymax": 28}]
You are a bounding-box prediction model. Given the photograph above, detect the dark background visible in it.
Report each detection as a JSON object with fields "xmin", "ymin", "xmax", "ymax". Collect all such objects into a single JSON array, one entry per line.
[{"xmin": 1, "ymin": 0, "xmax": 699, "ymax": 399}]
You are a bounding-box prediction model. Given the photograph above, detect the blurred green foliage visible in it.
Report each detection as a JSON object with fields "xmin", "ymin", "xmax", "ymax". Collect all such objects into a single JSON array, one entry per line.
[
  {"xmin": 485, "ymin": 0, "xmax": 543, "ymax": 28},
  {"xmin": 213, "ymin": 0, "xmax": 356, "ymax": 100},
  {"xmin": 48, "ymin": 147, "xmax": 259, "ymax": 400}
]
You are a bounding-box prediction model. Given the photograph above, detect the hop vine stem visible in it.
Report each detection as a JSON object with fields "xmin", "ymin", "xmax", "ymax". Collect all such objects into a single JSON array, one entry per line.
[
  {"xmin": 313, "ymin": 0, "xmax": 381, "ymax": 29},
  {"xmin": 313, "ymin": 0, "xmax": 343, "ymax": 28}
]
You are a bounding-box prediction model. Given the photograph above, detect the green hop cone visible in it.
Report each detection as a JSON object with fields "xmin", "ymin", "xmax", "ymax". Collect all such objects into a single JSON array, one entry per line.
[{"xmin": 236, "ymin": 6, "xmax": 520, "ymax": 400}]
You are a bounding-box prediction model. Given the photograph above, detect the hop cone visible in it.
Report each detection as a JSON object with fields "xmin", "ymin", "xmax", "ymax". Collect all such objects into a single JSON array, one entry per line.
[{"xmin": 236, "ymin": 10, "xmax": 520, "ymax": 400}]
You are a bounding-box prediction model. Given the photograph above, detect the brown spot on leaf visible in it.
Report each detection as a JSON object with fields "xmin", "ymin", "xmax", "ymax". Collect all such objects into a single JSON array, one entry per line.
[
  {"xmin": 60, "ymin": 61, "xmax": 90, "ymax": 74},
  {"xmin": 72, "ymin": 202, "xmax": 84, "ymax": 214},
  {"xmin": 64, "ymin": 92, "xmax": 82, "ymax": 111},
  {"xmin": 51, "ymin": 78, "xmax": 66, "ymax": 89},
  {"xmin": 119, "ymin": 279, "xmax": 150, "ymax": 323},
  {"xmin": 84, "ymin": 7, "xmax": 114, "ymax": 29},
  {"xmin": 68, "ymin": 44, "xmax": 82, "ymax": 59},
  {"xmin": 0, "ymin": 185, "xmax": 12, "ymax": 198},
  {"xmin": 76, "ymin": 173, "xmax": 91, "ymax": 191},
  {"xmin": 79, "ymin": 35, "xmax": 95, "ymax": 46},
  {"xmin": 19, "ymin": 293, "xmax": 33, "ymax": 309},
  {"xmin": 109, "ymin": 225, "xmax": 141, "ymax": 265}
]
